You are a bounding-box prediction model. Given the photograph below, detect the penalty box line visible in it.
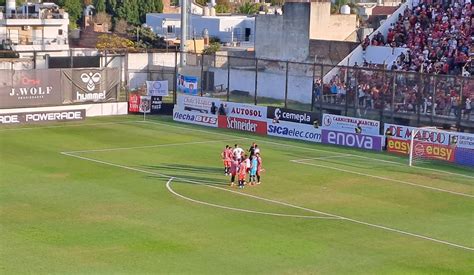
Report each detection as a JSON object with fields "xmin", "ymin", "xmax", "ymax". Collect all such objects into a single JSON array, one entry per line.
[
  {"xmin": 61, "ymin": 151, "xmax": 474, "ymax": 252},
  {"xmin": 291, "ymin": 159, "xmax": 474, "ymax": 199},
  {"xmin": 61, "ymin": 151, "xmax": 339, "ymax": 221}
]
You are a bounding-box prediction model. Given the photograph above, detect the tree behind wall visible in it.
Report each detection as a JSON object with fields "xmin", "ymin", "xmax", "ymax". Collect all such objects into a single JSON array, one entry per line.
[
  {"xmin": 94, "ymin": 0, "xmax": 106, "ymax": 12},
  {"xmin": 61, "ymin": 0, "xmax": 83, "ymax": 29},
  {"xmin": 117, "ymin": 0, "xmax": 140, "ymax": 25}
]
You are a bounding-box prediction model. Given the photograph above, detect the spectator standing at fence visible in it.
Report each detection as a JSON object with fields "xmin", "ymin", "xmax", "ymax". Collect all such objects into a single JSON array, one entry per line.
[{"xmin": 464, "ymin": 97, "xmax": 471, "ymax": 120}]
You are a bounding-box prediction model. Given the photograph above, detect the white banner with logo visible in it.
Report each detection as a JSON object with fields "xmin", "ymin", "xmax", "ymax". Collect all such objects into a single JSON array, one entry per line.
[
  {"xmin": 146, "ymin": 80, "xmax": 169, "ymax": 96},
  {"xmin": 457, "ymin": 133, "xmax": 474, "ymax": 149},
  {"xmin": 220, "ymin": 102, "xmax": 267, "ymax": 121},
  {"xmin": 176, "ymin": 94, "xmax": 221, "ymax": 115},
  {"xmin": 267, "ymin": 120, "xmax": 321, "ymax": 143},
  {"xmin": 322, "ymin": 114, "xmax": 380, "ymax": 136},
  {"xmin": 173, "ymin": 108, "xmax": 218, "ymax": 127},
  {"xmin": 384, "ymin": 123, "xmax": 454, "ymax": 145}
]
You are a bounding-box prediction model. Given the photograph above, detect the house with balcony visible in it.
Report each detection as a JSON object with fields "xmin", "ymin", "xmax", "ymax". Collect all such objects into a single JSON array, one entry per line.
[{"xmin": 0, "ymin": 1, "xmax": 69, "ymax": 56}]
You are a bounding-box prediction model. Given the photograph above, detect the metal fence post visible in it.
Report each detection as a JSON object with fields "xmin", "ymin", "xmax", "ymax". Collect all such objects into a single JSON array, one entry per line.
[
  {"xmin": 458, "ymin": 78, "xmax": 464, "ymax": 129},
  {"xmin": 173, "ymin": 51, "xmax": 178, "ymax": 104},
  {"xmin": 311, "ymin": 63, "xmax": 316, "ymax": 112},
  {"xmin": 200, "ymin": 54, "xmax": 204, "ymax": 96},
  {"xmin": 227, "ymin": 55, "xmax": 230, "ymax": 102},
  {"xmin": 431, "ymin": 76, "xmax": 436, "ymax": 124},
  {"xmin": 284, "ymin": 61, "xmax": 289, "ymax": 109},
  {"xmin": 254, "ymin": 58, "xmax": 258, "ymax": 105},
  {"xmin": 319, "ymin": 64, "xmax": 324, "ymax": 122}
]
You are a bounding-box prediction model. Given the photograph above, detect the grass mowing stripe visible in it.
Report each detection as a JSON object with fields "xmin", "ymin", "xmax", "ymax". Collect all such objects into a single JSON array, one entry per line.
[
  {"xmin": 61, "ymin": 151, "xmax": 474, "ymax": 251},
  {"xmin": 166, "ymin": 178, "xmax": 340, "ymax": 219},
  {"xmin": 142, "ymin": 119, "xmax": 474, "ymax": 179},
  {"xmin": 291, "ymin": 159, "xmax": 474, "ymax": 198},
  {"xmin": 64, "ymin": 138, "xmax": 248, "ymax": 154}
]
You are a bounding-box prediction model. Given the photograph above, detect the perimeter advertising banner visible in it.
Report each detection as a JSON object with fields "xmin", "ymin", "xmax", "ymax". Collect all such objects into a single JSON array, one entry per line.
[
  {"xmin": 267, "ymin": 106, "xmax": 319, "ymax": 125},
  {"xmin": 267, "ymin": 120, "xmax": 321, "ymax": 143},
  {"xmin": 322, "ymin": 114, "xmax": 380, "ymax": 136},
  {"xmin": 0, "ymin": 69, "xmax": 62, "ymax": 108},
  {"xmin": 221, "ymin": 102, "xmax": 267, "ymax": 121},
  {"xmin": 61, "ymin": 68, "xmax": 119, "ymax": 104},
  {"xmin": 0, "ymin": 109, "xmax": 85, "ymax": 125},
  {"xmin": 321, "ymin": 129, "xmax": 383, "ymax": 151},
  {"xmin": 173, "ymin": 109, "xmax": 218, "ymax": 127},
  {"xmin": 173, "ymin": 94, "xmax": 219, "ymax": 127},
  {"xmin": 383, "ymin": 123, "xmax": 453, "ymax": 146},
  {"xmin": 218, "ymin": 115, "xmax": 267, "ymax": 134},
  {"xmin": 177, "ymin": 94, "xmax": 220, "ymax": 114},
  {"xmin": 412, "ymin": 141, "xmax": 455, "ymax": 162}
]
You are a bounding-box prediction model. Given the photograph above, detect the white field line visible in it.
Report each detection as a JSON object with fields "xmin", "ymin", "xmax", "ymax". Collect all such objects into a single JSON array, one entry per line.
[
  {"xmin": 0, "ymin": 120, "xmax": 145, "ymax": 132},
  {"xmin": 63, "ymin": 137, "xmax": 248, "ymax": 154},
  {"xmin": 166, "ymin": 178, "xmax": 339, "ymax": 220},
  {"xmin": 61, "ymin": 152, "xmax": 474, "ymax": 251},
  {"xmin": 291, "ymin": 160, "xmax": 474, "ymax": 198},
  {"xmin": 61, "ymin": 151, "xmax": 338, "ymax": 220},
  {"xmin": 142, "ymin": 120, "xmax": 474, "ymax": 180}
]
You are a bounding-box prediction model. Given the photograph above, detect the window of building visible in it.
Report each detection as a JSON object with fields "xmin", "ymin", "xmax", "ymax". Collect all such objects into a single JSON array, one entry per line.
[
  {"xmin": 167, "ymin": 25, "xmax": 174, "ymax": 34},
  {"xmin": 58, "ymin": 29, "xmax": 63, "ymax": 35}
]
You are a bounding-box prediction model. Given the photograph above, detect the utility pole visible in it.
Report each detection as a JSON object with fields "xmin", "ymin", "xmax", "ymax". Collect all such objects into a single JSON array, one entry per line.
[{"xmin": 180, "ymin": 0, "xmax": 188, "ymax": 67}]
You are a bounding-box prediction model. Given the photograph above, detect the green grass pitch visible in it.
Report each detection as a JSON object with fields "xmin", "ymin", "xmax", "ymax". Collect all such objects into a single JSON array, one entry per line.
[{"xmin": 1, "ymin": 115, "xmax": 473, "ymax": 274}]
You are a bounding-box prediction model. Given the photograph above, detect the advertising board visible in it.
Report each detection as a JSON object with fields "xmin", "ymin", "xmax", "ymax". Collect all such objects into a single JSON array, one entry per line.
[
  {"xmin": 0, "ymin": 109, "xmax": 85, "ymax": 125},
  {"xmin": 267, "ymin": 120, "xmax": 321, "ymax": 142},
  {"xmin": 0, "ymin": 69, "xmax": 62, "ymax": 108},
  {"xmin": 321, "ymin": 129, "xmax": 383, "ymax": 151},
  {"xmin": 267, "ymin": 106, "xmax": 319, "ymax": 125},
  {"xmin": 177, "ymin": 94, "xmax": 220, "ymax": 114},
  {"xmin": 322, "ymin": 114, "xmax": 380, "ymax": 136},
  {"xmin": 221, "ymin": 102, "xmax": 267, "ymax": 121},
  {"xmin": 383, "ymin": 123, "xmax": 453, "ymax": 145},
  {"xmin": 412, "ymin": 141, "xmax": 455, "ymax": 162},
  {"xmin": 218, "ymin": 115, "xmax": 267, "ymax": 134},
  {"xmin": 173, "ymin": 109, "xmax": 218, "ymax": 127}
]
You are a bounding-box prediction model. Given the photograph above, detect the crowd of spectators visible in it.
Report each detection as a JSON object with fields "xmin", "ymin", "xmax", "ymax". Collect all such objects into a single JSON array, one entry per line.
[
  {"xmin": 318, "ymin": 0, "xmax": 473, "ymax": 120},
  {"xmin": 361, "ymin": 0, "xmax": 472, "ymax": 76},
  {"xmin": 319, "ymin": 64, "xmax": 473, "ymax": 120}
]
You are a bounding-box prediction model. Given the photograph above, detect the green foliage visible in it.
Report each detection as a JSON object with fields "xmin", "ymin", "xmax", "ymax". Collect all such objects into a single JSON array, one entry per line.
[
  {"xmin": 215, "ymin": 0, "xmax": 231, "ymax": 13},
  {"xmin": 63, "ymin": 0, "xmax": 83, "ymax": 28},
  {"xmin": 117, "ymin": 0, "xmax": 140, "ymax": 25},
  {"xmin": 106, "ymin": 0, "xmax": 118, "ymax": 16},
  {"xmin": 238, "ymin": 1, "xmax": 259, "ymax": 15},
  {"xmin": 130, "ymin": 26, "xmax": 167, "ymax": 48},
  {"xmin": 94, "ymin": 0, "xmax": 106, "ymax": 12},
  {"xmin": 195, "ymin": 0, "xmax": 207, "ymax": 6},
  {"xmin": 96, "ymin": 33, "xmax": 136, "ymax": 52},
  {"xmin": 203, "ymin": 42, "xmax": 221, "ymax": 55},
  {"xmin": 138, "ymin": 0, "xmax": 164, "ymax": 23}
]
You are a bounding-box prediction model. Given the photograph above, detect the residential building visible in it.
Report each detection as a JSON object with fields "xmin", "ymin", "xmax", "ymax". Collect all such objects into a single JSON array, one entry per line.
[
  {"xmin": 0, "ymin": 1, "xmax": 69, "ymax": 56},
  {"xmin": 146, "ymin": 13, "xmax": 255, "ymax": 45}
]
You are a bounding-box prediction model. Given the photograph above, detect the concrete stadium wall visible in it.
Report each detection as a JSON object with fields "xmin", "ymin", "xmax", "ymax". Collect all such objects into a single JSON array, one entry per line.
[
  {"xmin": 255, "ymin": 2, "xmax": 310, "ymax": 62},
  {"xmin": 210, "ymin": 67, "xmax": 313, "ymax": 103},
  {"xmin": 0, "ymin": 102, "xmax": 128, "ymax": 117}
]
